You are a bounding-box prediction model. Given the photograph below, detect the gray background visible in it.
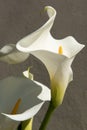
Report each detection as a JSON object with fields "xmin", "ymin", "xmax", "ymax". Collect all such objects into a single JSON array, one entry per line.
[{"xmin": 0, "ymin": 0, "xmax": 87, "ymax": 130}]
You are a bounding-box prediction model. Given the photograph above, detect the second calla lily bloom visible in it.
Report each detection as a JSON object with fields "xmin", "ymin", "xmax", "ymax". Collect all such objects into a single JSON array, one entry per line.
[
  {"xmin": 0, "ymin": 44, "xmax": 29, "ymax": 64},
  {"xmin": 16, "ymin": 6, "xmax": 85, "ymax": 107},
  {"xmin": 0, "ymin": 76, "xmax": 50, "ymax": 130}
]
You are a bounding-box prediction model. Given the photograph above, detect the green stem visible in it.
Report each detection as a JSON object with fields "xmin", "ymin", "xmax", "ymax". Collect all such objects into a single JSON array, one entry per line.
[{"xmin": 39, "ymin": 101, "xmax": 55, "ymax": 130}]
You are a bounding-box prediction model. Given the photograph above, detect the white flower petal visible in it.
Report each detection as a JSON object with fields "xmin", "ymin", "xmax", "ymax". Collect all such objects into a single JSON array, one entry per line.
[
  {"xmin": 16, "ymin": 6, "xmax": 84, "ymax": 59},
  {"xmin": 30, "ymin": 51, "xmax": 68, "ymax": 79},
  {"xmin": 53, "ymin": 58, "xmax": 73, "ymax": 88},
  {"xmin": 0, "ymin": 44, "xmax": 29, "ymax": 64},
  {"xmin": 56, "ymin": 36, "xmax": 85, "ymax": 58},
  {"xmin": 23, "ymin": 70, "xmax": 30, "ymax": 78},
  {"xmin": 2, "ymin": 102, "xmax": 44, "ymax": 121},
  {"xmin": 16, "ymin": 6, "xmax": 56, "ymax": 52},
  {"xmin": 31, "ymin": 51, "xmax": 73, "ymax": 86},
  {"xmin": 31, "ymin": 80, "xmax": 51, "ymax": 101}
]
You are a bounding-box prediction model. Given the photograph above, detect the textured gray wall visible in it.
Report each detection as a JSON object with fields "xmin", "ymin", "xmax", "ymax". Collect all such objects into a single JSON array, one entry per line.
[{"xmin": 0, "ymin": 0, "xmax": 87, "ymax": 130}]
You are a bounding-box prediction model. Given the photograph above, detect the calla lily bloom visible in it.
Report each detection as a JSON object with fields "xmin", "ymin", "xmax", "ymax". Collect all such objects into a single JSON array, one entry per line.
[
  {"xmin": 0, "ymin": 44, "xmax": 29, "ymax": 64},
  {"xmin": 0, "ymin": 76, "xmax": 50, "ymax": 130},
  {"xmin": 16, "ymin": 6, "xmax": 85, "ymax": 107}
]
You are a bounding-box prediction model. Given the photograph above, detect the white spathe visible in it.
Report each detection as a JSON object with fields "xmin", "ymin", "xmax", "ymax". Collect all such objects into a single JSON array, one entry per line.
[
  {"xmin": 16, "ymin": 6, "xmax": 84, "ymax": 58},
  {"xmin": 16, "ymin": 6, "xmax": 85, "ymax": 107},
  {"xmin": 0, "ymin": 44, "xmax": 29, "ymax": 64},
  {"xmin": 0, "ymin": 76, "xmax": 50, "ymax": 130}
]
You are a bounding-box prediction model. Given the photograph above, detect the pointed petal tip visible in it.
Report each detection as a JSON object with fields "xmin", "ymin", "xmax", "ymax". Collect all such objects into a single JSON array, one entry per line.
[
  {"xmin": 60, "ymin": 36, "xmax": 85, "ymax": 58},
  {"xmin": 44, "ymin": 6, "xmax": 57, "ymax": 18},
  {"xmin": 67, "ymin": 36, "xmax": 85, "ymax": 46},
  {"xmin": 68, "ymin": 36, "xmax": 85, "ymax": 51}
]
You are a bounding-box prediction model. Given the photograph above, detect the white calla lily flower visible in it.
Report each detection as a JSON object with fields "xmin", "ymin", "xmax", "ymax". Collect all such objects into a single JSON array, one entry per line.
[
  {"xmin": 0, "ymin": 44, "xmax": 29, "ymax": 64},
  {"xmin": 16, "ymin": 6, "xmax": 85, "ymax": 107},
  {"xmin": 0, "ymin": 76, "xmax": 50, "ymax": 130}
]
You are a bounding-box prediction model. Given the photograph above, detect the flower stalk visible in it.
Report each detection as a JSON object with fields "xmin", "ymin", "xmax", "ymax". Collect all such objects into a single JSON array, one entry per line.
[{"xmin": 39, "ymin": 101, "xmax": 55, "ymax": 130}]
